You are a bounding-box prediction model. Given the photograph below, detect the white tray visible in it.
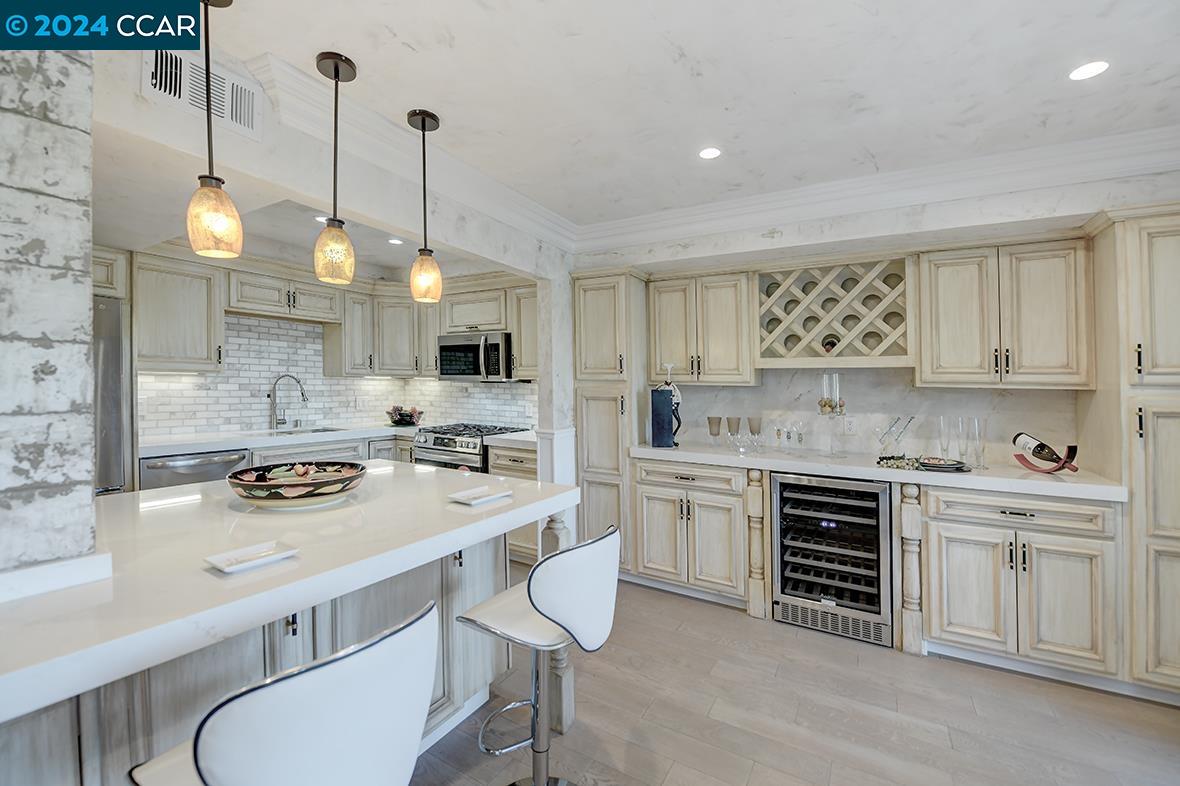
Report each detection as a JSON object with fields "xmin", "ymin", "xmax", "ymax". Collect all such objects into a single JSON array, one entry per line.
[
  {"xmin": 448, "ymin": 486, "xmax": 514, "ymax": 506},
  {"xmin": 205, "ymin": 541, "xmax": 299, "ymax": 574}
]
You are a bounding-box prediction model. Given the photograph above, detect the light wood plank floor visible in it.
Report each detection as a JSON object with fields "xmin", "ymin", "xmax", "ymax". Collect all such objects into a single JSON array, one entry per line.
[{"xmin": 413, "ymin": 580, "xmax": 1180, "ymax": 786}]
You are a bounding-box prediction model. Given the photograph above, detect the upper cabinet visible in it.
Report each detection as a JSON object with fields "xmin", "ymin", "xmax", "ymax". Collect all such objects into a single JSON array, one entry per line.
[
  {"xmin": 648, "ymin": 273, "xmax": 754, "ymax": 385},
  {"xmin": 442, "ymin": 290, "xmax": 507, "ymax": 333},
  {"xmin": 508, "ymin": 286, "xmax": 539, "ymax": 381},
  {"xmin": 228, "ymin": 270, "xmax": 343, "ymax": 323},
  {"xmin": 324, "ymin": 293, "xmax": 374, "ymax": 377},
  {"xmin": 373, "ymin": 296, "xmax": 417, "ymax": 376},
  {"xmin": 416, "ymin": 302, "xmax": 441, "ymax": 378},
  {"xmin": 92, "ymin": 246, "xmax": 129, "ymax": 298},
  {"xmin": 1127, "ymin": 215, "xmax": 1180, "ymax": 385},
  {"xmin": 575, "ymin": 275, "xmax": 628, "ymax": 381},
  {"xmin": 134, "ymin": 255, "xmax": 226, "ymax": 373},
  {"xmin": 917, "ymin": 239, "xmax": 1093, "ymax": 389},
  {"xmin": 325, "ymin": 293, "xmax": 419, "ymax": 379}
]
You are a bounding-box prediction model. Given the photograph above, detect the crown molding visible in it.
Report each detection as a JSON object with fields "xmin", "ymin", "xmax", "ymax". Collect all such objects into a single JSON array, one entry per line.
[
  {"xmin": 572, "ymin": 125, "xmax": 1180, "ymax": 254},
  {"xmin": 247, "ymin": 54, "xmax": 578, "ymax": 253}
]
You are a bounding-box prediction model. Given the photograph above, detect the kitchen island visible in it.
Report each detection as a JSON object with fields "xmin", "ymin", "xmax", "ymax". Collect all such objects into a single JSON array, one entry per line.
[{"xmin": 0, "ymin": 460, "xmax": 579, "ymax": 784}]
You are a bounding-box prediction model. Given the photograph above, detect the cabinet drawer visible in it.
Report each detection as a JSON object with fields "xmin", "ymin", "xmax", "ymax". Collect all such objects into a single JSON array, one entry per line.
[
  {"xmin": 635, "ymin": 460, "xmax": 745, "ymax": 495},
  {"xmin": 250, "ymin": 440, "xmax": 367, "ymax": 466},
  {"xmin": 488, "ymin": 447, "xmax": 537, "ymax": 478},
  {"xmin": 923, "ymin": 488, "xmax": 1115, "ymax": 536}
]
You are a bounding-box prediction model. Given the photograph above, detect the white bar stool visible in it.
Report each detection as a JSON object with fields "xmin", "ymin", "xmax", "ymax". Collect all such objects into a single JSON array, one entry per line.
[
  {"xmin": 129, "ymin": 602, "xmax": 439, "ymax": 786},
  {"xmin": 458, "ymin": 526, "xmax": 620, "ymax": 786}
]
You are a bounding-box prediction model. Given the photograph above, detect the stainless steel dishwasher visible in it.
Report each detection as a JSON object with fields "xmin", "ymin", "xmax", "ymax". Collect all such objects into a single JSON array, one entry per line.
[{"xmin": 138, "ymin": 450, "xmax": 250, "ymax": 490}]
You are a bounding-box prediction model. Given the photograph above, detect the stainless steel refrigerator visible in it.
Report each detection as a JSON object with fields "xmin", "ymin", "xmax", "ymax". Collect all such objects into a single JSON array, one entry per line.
[{"xmin": 94, "ymin": 295, "xmax": 132, "ymax": 494}]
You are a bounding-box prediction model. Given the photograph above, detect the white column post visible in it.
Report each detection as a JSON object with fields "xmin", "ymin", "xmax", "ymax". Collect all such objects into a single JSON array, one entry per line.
[{"xmin": 900, "ymin": 483, "xmax": 926, "ymax": 655}]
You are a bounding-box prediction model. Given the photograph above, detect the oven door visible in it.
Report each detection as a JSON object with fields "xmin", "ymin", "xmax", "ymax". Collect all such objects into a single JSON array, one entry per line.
[
  {"xmin": 412, "ymin": 447, "xmax": 484, "ymax": 472},
  {"xmin": 438, "ymin": 332, "xmax": 511, "ymax": 382}
]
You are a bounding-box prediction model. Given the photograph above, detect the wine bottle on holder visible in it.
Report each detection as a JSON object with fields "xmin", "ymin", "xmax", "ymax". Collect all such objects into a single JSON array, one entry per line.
[{"xmin": 1012, "ymin": 432, "xmax": 1064, "ymax": 464}]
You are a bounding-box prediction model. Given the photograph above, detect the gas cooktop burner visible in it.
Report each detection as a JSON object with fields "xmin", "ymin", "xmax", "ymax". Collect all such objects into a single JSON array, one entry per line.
[{"xmin": 418, "ymin": 423, "xmax": 528, "ymax": 437}]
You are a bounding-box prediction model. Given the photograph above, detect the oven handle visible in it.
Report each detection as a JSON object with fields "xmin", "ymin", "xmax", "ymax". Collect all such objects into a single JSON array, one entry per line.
[
  {"xmin": 478, "ymin": 334, "xmax": 488, "ymax": 381},
  {"xmin": 413, "ymin": 448, "xmax": 481, "ymax": 469}
]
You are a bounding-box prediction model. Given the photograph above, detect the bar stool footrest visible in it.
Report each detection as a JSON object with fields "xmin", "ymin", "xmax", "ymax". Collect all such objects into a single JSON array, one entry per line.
[
  {"xmin": 509, "ymin": 777, "xmax": 577, "ymax": 785},
  {"xmin": 478, "ymin": 699, "xmax": 534, "ymax": 756}
]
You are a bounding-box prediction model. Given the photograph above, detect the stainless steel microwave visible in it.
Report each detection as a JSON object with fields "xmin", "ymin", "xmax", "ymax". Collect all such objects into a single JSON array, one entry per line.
[{"xmin": 437, "ymin": 331, "xmax": 513, "ymax": 382}]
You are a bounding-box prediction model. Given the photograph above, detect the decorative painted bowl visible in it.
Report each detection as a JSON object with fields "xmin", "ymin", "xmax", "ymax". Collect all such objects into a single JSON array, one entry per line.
[{"xmin": 227, "ymin": 461, "xmax": 367, "ymax": 510}]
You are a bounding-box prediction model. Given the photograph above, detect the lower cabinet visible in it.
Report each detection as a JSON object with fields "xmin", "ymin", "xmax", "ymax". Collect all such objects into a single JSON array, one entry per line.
[
  {"xmin": 926, "ymin": 518, "xmax": 1118, "ymax": 674},
  {"xmin": 633, "ymin": 461, "xmax": 746, "ymax": 600},
  {"xmin": 488, "ymin": 446, "xmax": 540, "ymax": 563},
  {"xmin": 582, "ymin": 474, "xmax": 631, "ymax": 571},
  {"xmin": 367, "ymin": 437, "xmax": 415, "ymax": 463},
  {"xmin": 250, "ymin": 439, "xmax": 366, "ymax": 465}
]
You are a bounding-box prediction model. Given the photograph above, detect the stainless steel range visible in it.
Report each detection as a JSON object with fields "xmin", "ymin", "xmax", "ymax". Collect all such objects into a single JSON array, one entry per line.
[{"xmin": 412, "ymin": 423, "xmax": 528, "ymax": 472}]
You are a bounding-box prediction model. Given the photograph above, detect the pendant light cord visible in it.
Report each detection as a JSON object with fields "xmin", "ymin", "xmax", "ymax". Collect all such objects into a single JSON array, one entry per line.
[
  {"xmin": 421, "ymin": 125, "xmax": 428, "ymax": 249},
  {"xmin": 332, "ymin": 76, "xmax": 340, "ymax": 220},
  {"xmin": 202, "ymin": 0, "xmax": 214, "ymax": 177}
]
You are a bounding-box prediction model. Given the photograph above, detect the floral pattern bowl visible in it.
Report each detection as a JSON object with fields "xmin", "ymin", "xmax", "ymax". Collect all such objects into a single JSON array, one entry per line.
[{"xmin": 226, "ymin": 461, "xmax": 367, "ymax": 510}]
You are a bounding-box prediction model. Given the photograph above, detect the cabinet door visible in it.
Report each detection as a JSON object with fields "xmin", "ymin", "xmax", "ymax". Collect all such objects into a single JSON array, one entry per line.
[
  {"xmin": 442, "ymin": 290, "xmax": 507, "ymax": 332},
  {"xmin": 575, "ymin": 387, "xmax": 627, "ymax": 476},
  {"xmin": 1127, "ymin": 215, "xmax": 1180, "ymax": 385},
  {"xmin": 575, "ymin": 276, "xmax": 627, "ymax": 380},
  {"xmin": 368, "ymin": 438, "xmax": 397, "ymax": 460},
  {"xmin": 999, "ymin": 240, "xmax": 1092, "ymax": 387},
  {"xmin": 0, "ymin": 699, "xmax": 81, "ymax": 786},
  {"xmin": 373, "ymin": 296, "xmax": 417, "ymax": 376},
  {"xmin": 416, "ymin": 302, "xmax": 441, "ymax": 377},
  {"xmin": 341, "ymin": 293, "xmax": 374, "ymax": 376},
  {"xmin": 290, "ymin": 281, "xmax": 343, "ymax": 322},
  {"xmin": 925, "ymin": 520, "xmax": 1016, "ymax": 653},
  {"xmin": 134, "ymin": 256, "xmax": 225, "ymax": 372},
  {"xmin": 648, "ymin": 278, "xmax": 697, "ymax": 383},
  {"xmin": 637, "ymin": 485, "xmax": 688, "ymax": 583},
  {"xmin": 1131, "ymin": 401, "xmax": 1180, "ymax": 688},
  {"xmin": 687, "ymin": 491, "xmax": 745, "ymax": 597},
  {"xmin": 696, "ymin": 274, "xmax": 753, "ymax": 384},
  {"xmin": 395, "ymin": 439, "xmax": 415, "ymax": 463},
  {"xmin": 92, "ymin": 246, "xmax": 128, "ymax": 298},
  {"xmin": 582, "ymin": 475, "xmax": 630, "ymax": 571},
  {"xmin": 1016, "ymin": 531, "xmax": 1117, "ymax": 674},
  {"xmin": 917, "ymin": 248, "xmax": 1001, "ymax": 386},
  {"xmin": 228, "ymin": 270, "xmax": 290, "ymax": 317},
  {"xmin": 508, "ymin": 286, "xmax": 540, "ymax": 381}
]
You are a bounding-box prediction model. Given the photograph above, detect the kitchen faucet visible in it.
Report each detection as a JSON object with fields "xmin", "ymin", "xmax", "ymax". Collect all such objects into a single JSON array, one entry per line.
[{"xmin": 269, "ymin": 374, "xmax": 309, "ymax": 430}]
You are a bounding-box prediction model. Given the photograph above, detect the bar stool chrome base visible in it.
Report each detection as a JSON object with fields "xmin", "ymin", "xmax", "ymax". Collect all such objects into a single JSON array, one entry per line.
[{"xmin": 508, "ymin": 778, "xmax": 575, "ymax": 786}]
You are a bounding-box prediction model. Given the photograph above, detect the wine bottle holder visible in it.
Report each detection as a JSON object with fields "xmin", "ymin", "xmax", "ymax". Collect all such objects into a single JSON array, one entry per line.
[{"xmin": 756, "ymin": 258, "xmax": 913, "ymax": 367}]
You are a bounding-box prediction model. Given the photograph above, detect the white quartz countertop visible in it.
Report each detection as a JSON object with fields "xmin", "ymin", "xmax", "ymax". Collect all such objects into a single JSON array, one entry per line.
[
  {"xmin": 137, "ymin": 422, "xmax": 419, "ymax": 458},
  {"xmin": 484, "ymin": 430, "xmax": 538, "ymax": 449},
  {"xmin": 629, "ymin": 444, "xmax": 1127, "ymax": 502},
  {"xmin": 0, "ymin": 460, "xmax": 578, "ymax": 724}
]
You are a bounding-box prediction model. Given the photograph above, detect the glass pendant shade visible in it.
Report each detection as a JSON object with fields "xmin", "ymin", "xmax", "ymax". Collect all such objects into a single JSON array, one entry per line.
[
  {"xmin": 313, "ymin": 218, "xmax": 356, "ymax": 285},
  {"xmin": 410, "ymin": 249, "xmax": 443, "ymax": 302},
  {"xmin": 186, "ymin": 177, "xmax": 242, "ymax": 259}
]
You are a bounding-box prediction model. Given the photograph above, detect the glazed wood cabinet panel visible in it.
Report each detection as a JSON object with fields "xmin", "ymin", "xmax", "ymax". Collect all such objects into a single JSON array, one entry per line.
[
  {"xmin": 582, "ymin": 475, "xmax": 630, "ymax": 571},
  {"xmin": 923, "ymin": 487, "xmax": 1116, "ymax": 537},
  {"xmin": 250, "ymin": 439, "xmax": 367, "ymax": 465},
  {"xmin": 92, "ymin": 246, "xmax": 129, "ymax": 298},
  {"xmin": 696, "ymin": 274, "xmax": 752, "ymax": 384},
  {"xmin": 687, "ymin": 491, "xmax": 746, "ymax": 598},
  {"xmin": 1128, "ymin": 216, "xmax": 1180, "ymax": 384},
  {"xmin": 926, "ymin": 520, "xmax": 1016, "ymax": 653},
  {"xmin": 508, "ymin": 286, "xmax": 539, "ymax": 381},
  {"xmin": 648, "ymin": 279, "xmax": 697, "ymax": 383},
  {"xmin": 373, "ymin": 296, "xmax": 417, "ymax": 377},
  {"xmin": 289, "ymin": 281, "xmax": 343, "ymax": 322},
  {"xmin": 575, "ymin": 276, "xmax": 627, "ymax": 380},
  {"xmin": 134, "ymin": 256, "xmax": 226, "ymax": 372},
  {"xmin": 228, "ymin": 270, "xmax": 290, "ymax": 316},
  {"xmin": 917, "ymin": 248, "xmax": 1000, "ymax": 385},
  {"xmin": 576, "ymin": 387, "xmax": 627, "ymax": 476},
  {"xmin": 1139, "ymin": 403, "xmax": 1180, "ymax": 540},
  {"xmin": 999, "ymin": 240, "xmax": 1091, "ymax": 387},
  {"xmin": 416, "ymin": 302, "xmax": 441, "ymax": 377},
  {"xmin": 0, "ymin": 699, "xmax": 81, "ymax": 786},
  {"xmin": 1016, "ymin": 531, "xmax": 1117, "ymax": 674},
  {"xmin": 324, "ymin": 293, "xmax": 373, "ymax": 377},
  {"xmin": 489, "ymin": 446, "xmax": 540, "ymax": 563},
  {"xmin": 636, "ymin": 485, "xmax": 688, "ymax": 583},
  {"xmin": 1143, "ymin": 544, "xmax": 1180, "ymax": 687},
  {"xmin": 443, "ymin": 290, "xmax": 507, "ymax": 332}
]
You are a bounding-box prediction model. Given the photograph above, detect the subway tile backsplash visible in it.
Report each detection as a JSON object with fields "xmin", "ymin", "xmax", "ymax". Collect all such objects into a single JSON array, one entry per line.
[{"xmin": 137, "ymin": 315, "xmax": 537, "ymax": 438}]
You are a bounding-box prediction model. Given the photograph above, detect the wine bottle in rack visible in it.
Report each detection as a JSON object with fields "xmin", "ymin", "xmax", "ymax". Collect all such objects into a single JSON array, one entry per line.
[{"xmin": 1012, "ymin": 432, "xmax": 1065, "ymax": 464}]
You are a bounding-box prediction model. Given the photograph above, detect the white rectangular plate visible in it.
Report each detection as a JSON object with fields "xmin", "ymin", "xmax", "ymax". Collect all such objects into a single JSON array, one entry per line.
[
  {"xmin": 205, "ymin": 541, "xmax": 299, "ymax": 574},
  {"xmin": 448, "ymin": 486, "xmax": 514, "ymax": 506}
]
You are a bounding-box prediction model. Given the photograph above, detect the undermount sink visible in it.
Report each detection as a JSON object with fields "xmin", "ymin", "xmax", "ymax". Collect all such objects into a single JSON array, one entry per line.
[{"xmin": 273, "ymin": 427, "xmax": 343, "ymax": 435}]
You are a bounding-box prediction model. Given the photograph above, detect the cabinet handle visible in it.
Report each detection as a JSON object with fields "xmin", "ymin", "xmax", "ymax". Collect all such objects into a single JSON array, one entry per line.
[
  {"xmin": 696, "ymin": 355, "xmax": 702, "ymax": 377},
  {"xmin": 285, "ymin": 613, "xmax": 298, "ymax": 637},
  {"xmin": 433, "ymin": 354, "xmax": 438, "ymax": 370},
  {"xmin": 369, "ymin": 353, "xmax": 373, "ymax": 370},
  {"xmin": 1008, "ymin": 541, "xmax": 1015, "ymax": 571},
  {"xmin": 466, "ymin": 325, "xmax": 480, "ymax": 331},
  {"xmin": 1135, "ymin": 343, "xmax": 1143, "ymax": 376},
  {"xmin": 453, "ymin": 550, "xmax": 464, "ymax": 567},
  {"xmin": 217, "ymin": 345, "xmax": 223, "ymax": 364},
  {"xmin": 1021, "ymin": 542, "xmax": 1028, "ymax": 573},
  {"xmin": 1004, "ymin": 348, "xmax": 1011, "ymax": 375},
  {"xmin": 999, "ymin": 509, "xmax": 1035, "ymax": 518},
  {"xmin": 619, "ymin": 396, "xmax": 626, "ymax": 415},
  {"xmin": 415, "ymin": 355, "xmax": 420, "ymax": 372},
  {"xmin": 686, "ymin": 499, "xmax": 692, "ymax": 521},
  {"xmin": 292, "ymin": 291, "xmax": 297, "ymax": 310},
  {"xmin": 678, "ymin": 498, "xmax": 684, "ymax": 519},
  {"xmin": 618, "ymin": 353, "xmax": 625, "ymax": 374},
  {"xmin": 993, "ymin": 348, "xmax": 1000, "ymax": 375},
  {"xmin": 1138, "ymin": 407, "xmax": 1145, "ymax": 440},
  {"xmin": 674, "ymin": 475, "xmax": 697, "ymax": 482}
]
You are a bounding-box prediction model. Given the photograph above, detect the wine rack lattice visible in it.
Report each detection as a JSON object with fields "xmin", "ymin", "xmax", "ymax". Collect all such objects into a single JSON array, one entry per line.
[{"xmin": 756, "ymin": 258, "xmax": 911, "ymax": 366}]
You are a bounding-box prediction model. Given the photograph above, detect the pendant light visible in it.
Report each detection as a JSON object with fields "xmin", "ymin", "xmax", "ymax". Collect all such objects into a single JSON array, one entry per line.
[
  {"xmin": 313, "ymin": 52, "xmax": 358, "ymax": 285},
  {"xmin": 185, "ymin": 0, "xmax": 243, "ymax": 259},
  {"xmin": 408, "ymin": 109, "xmax": 442, "ymax": 303}
]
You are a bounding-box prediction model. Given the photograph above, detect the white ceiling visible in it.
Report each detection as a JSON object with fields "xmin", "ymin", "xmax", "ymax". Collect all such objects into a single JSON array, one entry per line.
[{"xmin": 205, "ymin": 0, "xmax": 1180, "ymax": 225}]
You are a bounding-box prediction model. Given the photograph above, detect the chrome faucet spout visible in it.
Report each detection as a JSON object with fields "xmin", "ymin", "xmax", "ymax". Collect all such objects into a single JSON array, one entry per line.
[{"xmin": 269, "ymin": 374, "xmax": 309, "ymax": 430}]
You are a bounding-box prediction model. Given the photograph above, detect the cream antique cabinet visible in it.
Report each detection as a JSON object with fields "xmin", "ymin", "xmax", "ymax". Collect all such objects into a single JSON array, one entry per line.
[
  {"xmin": 133, "ymin": 254, "xmax": 226, "ymax": 373},
  {"xmin": 416, "ymin": 302, "xmax": 441, "ymax": 378},
  {"xmin": 325, "ymin": 293, "xmax": 418, "ymax": 379},
  {"xmin": 227, "ymin": 270, "xmax": 343, "ymax": 323},
  {"xmin": 508, "ymin": 286, "xmax": 540, "ymax": 381},
  {"xmin": 647, "ymin": 273, "xmax": 755, "ymax": 385},
  {"xmin": 373, "ymin": 296, "xmax": 417, "ymax": 376},
  {"xmin": 92, "ymin": 246, "xmax": 129, "ymax": 298},
  {"xmin": 324, "ymin": 292, "xmax": 374, "ymax": 376},
  {"xmin": 1126, "ymin": 215, "xmax": 1180, "ymax": 386},
  {"xmin": 367, "ymin": 437, "xmax": 415, "ymax": 463},
  {"xmin": 442, "ymin": 290, "xmax": 507, "ymax": 332},
  {"xmin": 250, "ymin": 439, "xmax": 367, "ymax": 465},
  {"xmin": 575, "ymin": 386, "xmax": 633, "ymax": 570},
  {"xmin": 633, "ymin": 461, "xmax": 747, "ymax": 600},
  {"xmin": 924, "ymin": 488, "xmax": 1120, "ymax": 675},
  {"xmin": 488, "ymin": 445, "xmax": 541, "ymax": 562},
  {"xmin": 917, "ymin": 239, "xmax": 1093, "ymax": 388}
]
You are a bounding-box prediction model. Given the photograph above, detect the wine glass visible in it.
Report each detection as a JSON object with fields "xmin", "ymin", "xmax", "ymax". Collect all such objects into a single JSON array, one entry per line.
[
  {"xmin": 747, "ymin": 417, "xmax": 763, "ymax": 452},
  {"xmin": 792, "ymin": 420, "xmax": 807, "ymax": 452},
  {"xmin": 706, "ymin": 416, "xmax": 722, "ymax": 446}
]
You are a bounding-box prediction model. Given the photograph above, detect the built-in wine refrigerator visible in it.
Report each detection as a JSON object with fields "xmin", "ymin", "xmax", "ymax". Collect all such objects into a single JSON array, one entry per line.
[{"xmin": 771, "ymin": 473, "xmax": 892, "ymax": 646}]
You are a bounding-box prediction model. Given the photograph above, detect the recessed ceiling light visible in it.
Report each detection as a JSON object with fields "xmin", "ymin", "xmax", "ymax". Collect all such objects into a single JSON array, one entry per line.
[
  {"xmin": 314, "ymin": 215, "xmax": 329, "ymax": 223},
  {"xmin": 699, "ymin": 147, "xmax": 722, "ymax": 160},
  {"xmin": 1069, "ymin": 61, "xmax": 1109, "ymax": 81},
  {"xmin": 388, "ymin": 237, "xmax": 404, "ymax": 245}
]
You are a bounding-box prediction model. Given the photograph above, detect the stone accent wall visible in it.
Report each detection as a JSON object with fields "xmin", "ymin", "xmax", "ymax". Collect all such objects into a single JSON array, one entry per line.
[{"xmin": 0, "ymin": 52, "xmax": 95, "ymax": 572}]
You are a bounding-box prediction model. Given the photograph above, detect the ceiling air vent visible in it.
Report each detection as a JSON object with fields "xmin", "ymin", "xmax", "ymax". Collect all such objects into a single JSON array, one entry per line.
[{"xmin": 140, "ymin": 51, "xmax": 264, "ymax": 142}]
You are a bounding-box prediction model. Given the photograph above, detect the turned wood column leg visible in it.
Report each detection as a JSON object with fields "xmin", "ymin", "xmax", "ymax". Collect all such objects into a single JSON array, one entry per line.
[
  {"xmin": 900, "ymin": 483, "xmax": 926, "ymax": 655},
  {"xmin": 746, "ymin": 470, "xmax": 768, "ymax": 619},
  {"xmin": 541, "ymin": 510, "xmax": 575, "ymax": 732}
]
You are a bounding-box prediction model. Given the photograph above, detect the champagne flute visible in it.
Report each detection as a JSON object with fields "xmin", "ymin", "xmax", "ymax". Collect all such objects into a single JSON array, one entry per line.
[
  {"xmin": 938, "ymin": 415, "xmax": 951, "ymax": 459},
  {"xmin": 957, "ymin": 416, "xmax": 969, "ymax": 463},
  {"xmin": 971, "ymin": 416, "xmax": 987, "ymax": 469}
]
